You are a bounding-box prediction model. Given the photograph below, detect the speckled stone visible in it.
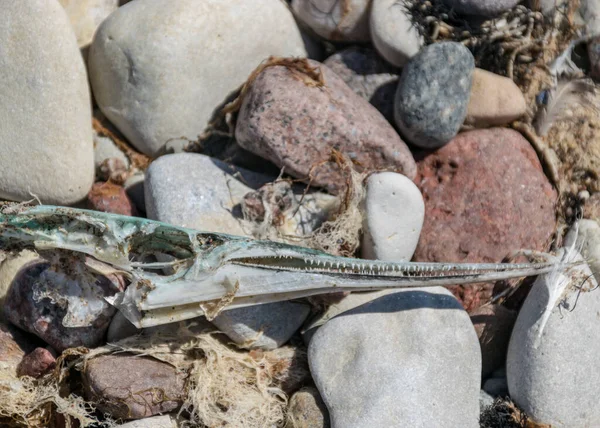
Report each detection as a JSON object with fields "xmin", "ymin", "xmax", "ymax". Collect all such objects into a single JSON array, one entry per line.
[
  {"xmin": 236, "ymin": 60, "xmax": 416, "ymax": 193},
  {"xmin": 323, "ymin": 47, "xmax": 399, "ymax": 122},
  {"xmin": 286, "ymin": 387, "xmax": 330, "ymax": 428},
  {"xmin": 16, "ymin": 347, "xmax": 57, "ymax": 379},
  {"xmin": 442, "ymin": 0, "xmax": 520, "ymax": 17},
  {"xmin": 394, "ymin": 42, "xmax": 474, "ymax": 149}
]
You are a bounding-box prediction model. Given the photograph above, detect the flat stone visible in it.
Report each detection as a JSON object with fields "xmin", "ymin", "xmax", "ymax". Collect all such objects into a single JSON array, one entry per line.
[
  {"xmin": 361, "ymin": 172, "xmax": 424, "ymax": 262},
  {"xmin": 59, "ymin": 0, "xmax": 119, "ymax": 49},
  {"xmin": 413, "ymin": 128, "xmax": 557, "ymax": 311},
  {"xmin": 291, "ymin": 0, "xmax": 371, "ymax": 42},
  {"xmin": 442, "ymin": 0, "xmax": 520, "ymax": 17},
  {"xmin": 144, "ymin": 153, "xmax": 273, "ymax": 235},
  {"xmin": 88, "ymin": 0, "xmax": 307, "ymax": 156},
  {"xmin": 323, "ymin": 47, "xmax": 399, "ymax": 122},
  {"xmin": 370, "ymin": 0, "xmax": 423, "ymax": 67},
  {"xmin": 0, "ymin": 0, "xmax": 94, "ymax": 204},
  {"xmin": 211, "ymin": 301, "xmax": 311, "ymax": 350},
  {"xmin": 507, "ymin": 249, "xmax": 600, "ymax": 427},
  {"xmin": 83, "ymin": 353, "xmax": 186, "ymax": 420},
  {"xmin": 465, "ymin": 68, "xmax": 527, "ymax": 127},
  {"xmin": 470, "ymin": 304, "xmax": 517, "ymax": 378},
  {"xmin": 308, "ymin": 287, "xmax": 481, "ymax": 427},
  {"xmin": 394, "ymin": 42, "xmax": 474, "ymax": 149},
  {"xmin": 235, "ymin": 60, "xmax": 416, "ymax": 193},
  {"xmin": 286, "ymin": 387, "xmax": 330, "ymax": 428},
  {"xmin": 117, "ymin": 415, "xmax": 178, "ymax": 428}
]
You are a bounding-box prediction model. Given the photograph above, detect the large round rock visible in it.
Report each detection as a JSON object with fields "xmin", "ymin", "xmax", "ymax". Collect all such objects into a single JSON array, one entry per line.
[
  {"xmin": 413, "ymin": 128, "xmax": 557, "ymax": 308},
  {"xmin": 0, "ymin": 0, "xmax": 94, "ymax": 204},
  {"xmin": 394, "ymin": 42, "xmax": 474, "ymax": 149},
  {"xmin": 88, "ymin": 0, "xmax": 307, "ymax": 156}
]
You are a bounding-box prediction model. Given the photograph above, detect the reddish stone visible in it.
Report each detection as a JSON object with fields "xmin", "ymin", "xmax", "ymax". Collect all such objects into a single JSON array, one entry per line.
[
  {"xmin": 87, "ymin": 181, "xmax": 137, "ymax": 216},
  {"xmin": 17, "ymin": 347, "xmax": 57, "ymax": 378},
  {"xmin": 470, "ymin": 304, "xmax": 517, "ymax": 378},
  {"xmin": 235, "ymin": 59, "xmax": 416, "ymax": 194},
  {"xmin": 0, "ymin": 323, "xmax": 38, "ymax": 372},
  {"xmin": 413, "ymin": 128, "xmax": 557, "ymax": 310}
]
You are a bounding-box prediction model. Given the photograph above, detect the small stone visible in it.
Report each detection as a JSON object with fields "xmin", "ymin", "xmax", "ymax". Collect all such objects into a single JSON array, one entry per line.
[
  {"xmin": 88, "ymin": 0, "xmax": 307, "ymax": 156},
  {"xmin": 107, "ymin": 311, "xmax": 141, "ymax": 342},
  {"xmin": 94, "ymin": 132, "xmax": 130, "ymax": 171},
  {"xmin": 323, "ymin": 47, "xmax": 399, "ymax": 122},
  {"xmin": 116, "ymin": 415, "xmax": 178, "ymax": 428},
  {"xmin": 370, "ymin": 0, "xmax": 423, "ymax": 67},
  {"xmin": 254, "ymin": 345, "xmax": 312, "ymax": 396},
  {"xmin": 286, "ymin": 387, "xmax": 330, "ymax": 428},
  {"xmin": 442, "ymin": 0, "xmax": 520, "ymax": 17},
  {"xmin": 59, "ymin": 0, "xmax": 119, "ymax": 49},
  {"xmin": 507, "ymin": 249, "xmax": 600, "ymax": 427},
  {"xmin": 470, "ymin": 304, "xmax": 517, "ymax": 378},
  {"xmin": 87, "ymin": 182, "xmax": 137, "ymax": 216},
  {"xmin": 16, "ymin": 347, "xmax": 57, "ymax": 379},
  {"xmin": 144, "ymin": 153, "xmax": 273, "ymax": 235},
  {"xmin": 3, "ymin": 253, "xmax": 123, "ymax": 352},
  {"xmin": 361, "ymin": 172, "xmax": 424, "ymax": 262},
  {"xmin": 465, "ymin": 68, "xmax": 527, "ymax": 127},
  {"xmin": 573, "ymin": 219, "xmax": 600, "ymax": 278},
  {"xmin": 212, "ymin": 302, "xmax": 311, "ymax": 350},
  {"xmin": 394, "ymin": 42, "xmax": 474, "ymax": 149},
  {"xmin": 291, "ymin": 0, "xmax": 371, "ymax": 42},
  {"xmin": 0, "ymin": 250, "xmax": 41, "ymax": 322},
  {"xmin": 414, "ymin": 128, "xmax": 557, "ymax": 310},
  {"xmin": 483, "ymin": 376, "xmax": 508, "ymax": 398},
  {"xmin": 236, "ymin": 60, "xmax": 416, "ymax": 193},
  {"xmin": 124, "ymin": 171, "xmax": 146, "ymax": 215},
  {"xmin": 0, "ymin": 0, "xmax": 94, "ymax": 204},
  {"xmin": 308, "ymin": 287, "xmax": 481, "ymax": 427},
  {"xmin": 0, "ymin": 323, "xmax": 39, "ymax": 375},
  {"xmin": 83, "ymin": 354, "xmax": 186, "ymax": 420}
]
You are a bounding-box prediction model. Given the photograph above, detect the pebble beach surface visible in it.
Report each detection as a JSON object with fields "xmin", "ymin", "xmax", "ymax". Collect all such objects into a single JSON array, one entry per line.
[{"xmin": 1, "ymin": 1, "xmax": 600, "ymax": 427}]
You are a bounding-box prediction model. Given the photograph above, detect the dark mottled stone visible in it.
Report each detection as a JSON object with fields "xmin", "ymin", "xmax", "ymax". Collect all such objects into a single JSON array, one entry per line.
[
  {"xmin": 324, "ymin": 47, "xmax": 400, "ymax": 122},
  {"xmin": 17, "ymin": 347, "xmax": 57, "ymax": 378},
  {"xmin": 443, "ymin": 0, "xmax": 520, "ymax": 17},
  {"xmin": 394, "ymin": 42, "xmax": 474, "ymax": 149}
]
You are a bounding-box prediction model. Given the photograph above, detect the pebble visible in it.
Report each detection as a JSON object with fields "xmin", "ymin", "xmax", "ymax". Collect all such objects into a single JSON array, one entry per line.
[
  {"xmin": 573, "ymin": 219, "xmax": 600, "ymax": 277},
  {"xmin": 361, "ymin": 172, "xmax": 424, "ymax": 262},
  {"xmin": 144, "ymin": 153, "xmax": 273, "ymax": 236},
  {"xmin": 483, "ymin": 374, "xmax": 508, "ymax": 398},
  {"xmin": 507, "ymin": 248, "xmax": 600, "ymax": 427},
  {"xmin": 88, "ymin": 0, "xmax": 307, "ymax": 156},
  {"xmin": 94, "ymin": 132, "xmax": 130, "ymax": 172},
  {"xmin": 0, "ymin": 250, "xmax": 41, "ymax": 322},
  {"xmin": 413, "ymin": 128, "xmax": 557, "ymax": 311},
  {"xmin": 394, "ymin": 42, "xmax": 474, "ymax": 149},
  {"xmin": 211, "ymin": 301, "xmax": 311, "ymax": 350},
  {"xmin": 16, "ymin": 347, "xmax": 57, "ymax": 379},
  {"xmin": 442, "ymin": 0, "xmax": 520, "ymax": 17},
  {"xmin": 117, "ymin": 415, "xmax": 178, "ymax": 428},
  {"xmin": 370, "ymin": 0, "xmax": 423, "ymax": 67},
  {"xmin": 59, "ymin": 0, "xmax": 119, "ymax": 49},
  {"xmin": 308, "ymin": 287, "xmax": 481, "ymax": 427},
  {"xmin": 0, "ymin": 0, "xmax": 94, "ymax": 204},
  {"xmin": 124, "ymin": 171, "xmax": 146, "ymax": 215},
  {"xmin": 469, "ymin": 304, "xmax": 517, "ymax": 378},
  {"xmin": 235, "ymin": 60, "xmax": 416, "ymax": 193},
  {"xmin": 87, "ymin": 181, "xmax": 138, "ymax": 216},
  {"xmin": 107, "ymin": 311, "xmax": 141, "ymax": 342},
  {"xmin": 254, "ymin": 345, "xmax": 312, "ymax": 396},
  {"xmin": 0, "ymin": 323, "xmax": 38, "ymax": 376},
  {"xmin": 465, "ymin": 68, "xmax": 527, "ymax": 127},
  {"xmin": 323, "ymin": 47, "xmax": 399, "ymax": 122},
  {"xmin": 83, "ymin": 353, "xmax": 187, "ymax": 420},
  {"xmin": 286, "ymin": 387, "xmax": 330, "ymax": 428},
  {"xmin": 291, "ymin": 0, "xmax": 371, "ymax": 42},
  {"xmin": 3, "ymin": 255, "xmax": 123, "ymax": 352}
]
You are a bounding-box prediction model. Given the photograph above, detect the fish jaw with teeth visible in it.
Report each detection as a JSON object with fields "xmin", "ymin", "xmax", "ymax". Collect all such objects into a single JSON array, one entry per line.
[{"xmin": 0, "ymin": 205, "xmax": 573, "ymax": 328}]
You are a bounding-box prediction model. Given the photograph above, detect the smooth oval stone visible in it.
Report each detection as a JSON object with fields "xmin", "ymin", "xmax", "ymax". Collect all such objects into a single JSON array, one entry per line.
[
  {"xmin": 89, "ymin": 0, "xmax": 307, "ymax": 156},
  {"xmin": 370, "ymin": 0, "xmax": 423, "ymax": 67},
  {"xmin": 59, "ymin": 0, "xmax": 119, "ymax": 48},
  {"xmin": 394, "ymin": 42, "xmax": 474, "ymax": 149},
  {"xmin": 0, "ymin": 0, "xmax": 94, "ymax": 204}
]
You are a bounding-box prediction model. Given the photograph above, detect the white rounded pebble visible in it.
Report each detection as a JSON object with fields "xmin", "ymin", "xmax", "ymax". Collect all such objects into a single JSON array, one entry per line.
[
  {"xmin": 361, "ymin": 172, "xmax": 424, "ymax": 261},
  {"xmin": 88, "ymin": 0, "xmax": 307, "ymax": 156},
  {"xmin": 0, "ymin": 0, "xmax": 94, "ymax": 204},
  {"xmin": 370, "ymin": 0, "xmax": 423, "ymax": 67}
]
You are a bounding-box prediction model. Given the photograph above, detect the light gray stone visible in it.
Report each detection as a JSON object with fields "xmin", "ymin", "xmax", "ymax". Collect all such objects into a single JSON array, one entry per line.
[
  {"xmin": 0, "ymin": 0, "xmax": 94, "ymax": 204},
  {"xmin": 117, "ymin": 415, "xmax": 177, "ymax": 427},
  {"xmin": 59, "ymin": 0, "xmax": 119, "ymax": 48},
  {"xmin": 361, "ymin": 172, "xmax": 424, "ymax": 262},
  {"xmin": 144, "ymin": 153, "xmax": 273, "ymax": 236},
  {"xmin": 573, "ymin": 219, "xmax": 600, "ymax": 281},
  {"xmin": 212, "ymin": 301, "xmax": 311, "ymax": 350},
  {"xmin": 89, "ymin": 0, "xmax": 307, "ymax": 156},
  {"xmin": 94, "ymin": 133, "xmax": 129, "ymax": 170},
  {"xmin": 309, "ymin": 287, "xmax": 481, "ymax": 428},
  {"xmin": 507, "ymin": 248, "xmax": 600, "ymax": 427},
  {"xmin": 291, "ymin": 0, "xmax": 371, "ymax": 42},
  {"xmin": 370, "ymin": 0, "xmax": 423, "ymax": 67}
]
